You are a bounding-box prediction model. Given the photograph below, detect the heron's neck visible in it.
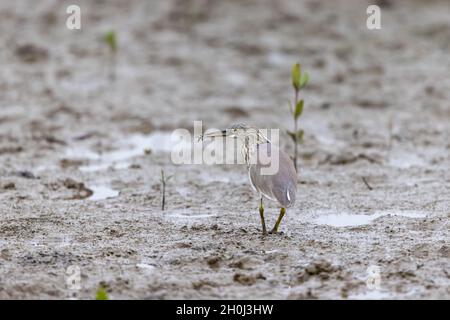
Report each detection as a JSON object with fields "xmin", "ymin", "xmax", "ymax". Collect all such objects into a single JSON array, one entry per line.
[
  {"xmin": 255, "ymin": 131, "xmax": 269, "ymax": 144},
  {"xmin": 242, "ymin": 139, "xmax": 268, "ymax": 167},
  {"xmin": 239, "ymin": 129, "xmax": 269, "ymax": 165}
]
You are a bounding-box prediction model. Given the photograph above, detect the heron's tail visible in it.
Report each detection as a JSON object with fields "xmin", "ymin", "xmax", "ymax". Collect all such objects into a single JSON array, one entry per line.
[{"xmin": 285, "ymin": 182, "xmax": 296, "ymax": 208}]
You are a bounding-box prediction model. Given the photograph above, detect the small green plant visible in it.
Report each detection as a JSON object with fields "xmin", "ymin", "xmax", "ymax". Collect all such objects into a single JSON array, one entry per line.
[
  {"xmin": 160, "ymin": 169, "xmax": 173, "ymax": 211},
  {"xmin": 95, "ymin": 286, "xmax": 109, "ymax": 300},
  {"xmin": 287, "ymin": 62, "xmax": 309, "ymax": 172},
  {"xmin": 104, "ymin": 31, "xmax": 117, "ymax": 80},
  {"xmin": 104, "ymin": 31, "xmax": 117, "ymax": 53}
]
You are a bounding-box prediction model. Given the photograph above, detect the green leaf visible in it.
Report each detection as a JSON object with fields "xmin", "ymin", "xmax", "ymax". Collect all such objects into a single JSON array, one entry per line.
[
  {"xmin": 287, "ymin": 130, "xmax": 304, "ymax": 143},
  {"xmin": 300, "ymin": 72, "xmax": 309, "ymax": 88},
  {"xmin": 291, "ymin": 63, "xmax": 301, "ymax": 91},
  {"xmin": 96, "ymin": 287, "xmax": 109, "ymax": 300},
  {"xmin": 294, "ymin": 100, "xmax": 304, "ymax": 120},
  {"xmin": 104, "ymin": 31, "xmax": 117, "ymax": 53},
  {"xmin": 287, "ymin": 130, "xmax": 295, "ymax": 141}
]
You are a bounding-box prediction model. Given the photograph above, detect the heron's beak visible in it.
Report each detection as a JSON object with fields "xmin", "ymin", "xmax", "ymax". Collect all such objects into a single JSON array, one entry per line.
[
  {"xmin": 197, "ymin": 129, "xmax": 227, "ymax": 141},
  {"xmin": 203, "ymin": 129, "xmax": 227, "ymax": 138}
]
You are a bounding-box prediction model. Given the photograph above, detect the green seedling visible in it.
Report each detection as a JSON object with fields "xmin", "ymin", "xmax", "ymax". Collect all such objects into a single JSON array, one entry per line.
[
  {"xmin": 104, "ymin": 31, "xmax": 117, "ymax": 53},
  {"xmin": 104, "ymin": 31, "xmax": 117, "ymax": 81},
  {"xmin": 95, "ymin": 286, "xmax": 109, "ymax": 300},
  {"xmin": 287, "ymin": 62, "xmax": 309, "ymax": 172}
]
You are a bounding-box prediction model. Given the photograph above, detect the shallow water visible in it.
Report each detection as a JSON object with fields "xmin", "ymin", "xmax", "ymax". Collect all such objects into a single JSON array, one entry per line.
[
  {"xmin": 165, "ymin": 209, "xmax": 217, "ymax": 221},
  {"xmin": 88, "ymin": 186, "xmax": 119, "ymax": 200},
  {"xmin": 313, "ymin": 210, "xmax": 427, "ymax": 227},
  {"xmin": 65, "ymin": 131, "xmax": 177, "ymax": 172}
]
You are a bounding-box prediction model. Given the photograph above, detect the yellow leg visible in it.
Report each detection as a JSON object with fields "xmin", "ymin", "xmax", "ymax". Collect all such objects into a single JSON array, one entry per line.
[
  {"xmin": 259, "ymin": 197, "xmax": 267, "ymax": 235},
  {"xmin": 271, "ymin": 207, "xmax": 286, "ymax": 234}
]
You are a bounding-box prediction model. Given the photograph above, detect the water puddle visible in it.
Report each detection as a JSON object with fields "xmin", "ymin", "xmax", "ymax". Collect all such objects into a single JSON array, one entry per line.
[
  {"xmin": 313, "ymin": 210, "xmax": 426, "ymax": 227},
  {"xmin": 169, "ymin": 213, "xmax": 217, "ymax": 219},
  {"xmin": 88, "ymin": 186, "xmax": 119, "ymax": 200},
  {"xmin": 165, "ymin": 209, "xmax": 216, "ymax": 220},
  {"xmin": 64, "ymin": 131, "xmax": 178, "ymax": 172}
]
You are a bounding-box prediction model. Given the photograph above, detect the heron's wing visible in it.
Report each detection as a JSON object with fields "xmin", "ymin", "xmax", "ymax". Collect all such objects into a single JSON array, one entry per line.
[
  {"xmin": 249, "ymin": 163, "xmax": 277, "ymax": 201},
  {"xmin": 249, "ymin": 143, "xmax": 297, "ymax": 207}
]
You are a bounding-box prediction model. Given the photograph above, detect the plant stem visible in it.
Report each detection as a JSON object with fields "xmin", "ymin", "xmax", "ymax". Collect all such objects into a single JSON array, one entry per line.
[
  {"xmin": 293, "ymin": 89, "xmax": 299, "ymax": 172},
  {"xmin": 162, "ymin": 181, "xmax": 165, "ymax": 211},
  {"xmin": 161, "ymin": 170, "xmax": 166, "ymax": 211},
  {"xmin": 108, "ymin": 52, "xmax": 116, "ymax": 82}
]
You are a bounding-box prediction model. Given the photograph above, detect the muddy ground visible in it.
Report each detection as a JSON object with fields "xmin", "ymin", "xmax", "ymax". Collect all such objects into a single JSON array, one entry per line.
[{"xmin": 0, "ymin": 0, "xmax": 449, "ymax": 299}]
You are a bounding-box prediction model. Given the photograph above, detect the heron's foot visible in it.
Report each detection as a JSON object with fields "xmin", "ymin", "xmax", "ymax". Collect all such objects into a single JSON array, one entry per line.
[
  {"xmin": 268, "ymin": 228, "xmax": 283, "ymax": 235},
  {"xmin": 270, "ymin": 207, "xmax": 286, "ymax": 235}
]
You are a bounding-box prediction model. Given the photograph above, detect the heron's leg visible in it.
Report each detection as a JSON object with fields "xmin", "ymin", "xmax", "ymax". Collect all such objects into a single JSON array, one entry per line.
[
  {"xmin": 259, "ymin": 197, "xmax": 267, "ymax": 235},
  {"xmin": 271, "ymin": 207, "xmax": 286, "ymax": 234}
]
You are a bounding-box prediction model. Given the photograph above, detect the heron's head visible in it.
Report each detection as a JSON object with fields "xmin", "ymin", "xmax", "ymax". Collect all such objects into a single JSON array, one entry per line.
[{"xmin": 202, "ymin": 123, "xmax": 269, "ymax": 145}]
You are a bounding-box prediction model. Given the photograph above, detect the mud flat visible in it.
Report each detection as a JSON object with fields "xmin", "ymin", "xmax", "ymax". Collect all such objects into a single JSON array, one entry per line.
[{"xmin": 0, "ymin": 0, "xmax": 449, "ymax": 299}]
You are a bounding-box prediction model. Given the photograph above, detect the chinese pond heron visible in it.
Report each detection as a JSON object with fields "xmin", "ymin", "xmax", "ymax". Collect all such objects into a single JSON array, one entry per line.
[{"xmin": 201, "ymin": 123, "xmax": 297, "ymax": 235}]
